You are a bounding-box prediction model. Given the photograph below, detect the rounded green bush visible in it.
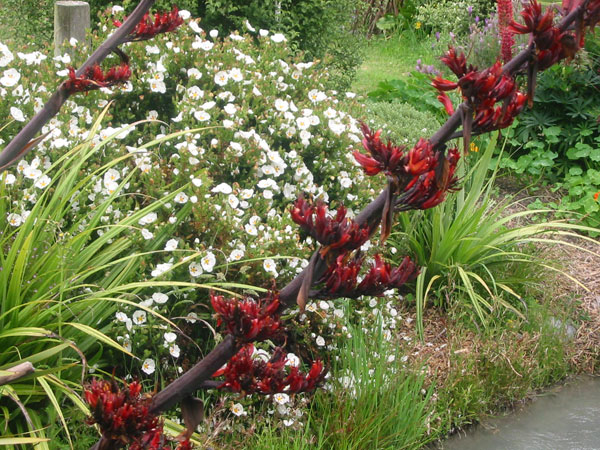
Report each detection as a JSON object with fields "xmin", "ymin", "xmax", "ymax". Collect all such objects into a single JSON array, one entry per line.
[{"xmin": 365, "ymin": 99, "xmax": 442, "ymax": 147}]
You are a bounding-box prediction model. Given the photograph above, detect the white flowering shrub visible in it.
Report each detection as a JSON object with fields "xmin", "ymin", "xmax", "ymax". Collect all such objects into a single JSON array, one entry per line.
[
  {"xmin": 0, "ymin": 11, "xmax": 382, "ymax": 382},
  {"xmin": 415, "ymin": 0, "xmax": 495, "ymax": 36}
]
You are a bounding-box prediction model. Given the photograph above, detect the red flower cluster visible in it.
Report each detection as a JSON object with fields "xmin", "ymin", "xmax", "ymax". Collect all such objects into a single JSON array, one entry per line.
[
  {"xmin": 353, "ymin": 127, "xmax": 447, "ymax": 239},
  {"xmin": 64, "ymin": 64, "xmax": 131, "ymax": 94},
  {"xmin": 318, "ymin": 253, "xmax": 363, "ymax": 297},
  {"xmin": 400, "ymin": 146, "xmax": 461, "ymax": 210},
  {"xmin": 353, "ymin": 125, "xmax": 438, "ymax": 180},
  {"xmin": 357, "ymin": 254, "xmax": 418, "ymax": 295},
  {"xmin": 84, "ymin": 379, "xmax": 166, "ymax": 449},
  {"xmin": 291, "ymin": 196, "xmax": 370, "ymax": 256},
  {"xmin": 440, "ymin": 46, "xmax": 470, "ymax": 79},
  {"xmin": 353, "ymin": 125, "xmax": 462, "ymax": 212},
  {"xmin": 508, "ymin": 0, "xmax": 574, "ymax": 70},
  {"xmin": 498, "ymin": 0, "xmax": 515, "ymax": 62},
  {"xmin": 352, "ymin": 123, "xmax": 407, "ymax": 176},
  {"xmin": 316, "ymin": 253, "xmax": 418, "ymax": 298},
  {"xmin": 433, "ymin": 50, "xmax": 527, "ymax": 132},
  {"xmin": 213, "ymin": 344, "xmax": 325, "ymax": 394},
  {"xmin": 114, "ymin": 6, "xmax": 184, "ymax": 42},
  {"xmin": 406, "ymin": 138, "xmax": 439, "ymax": 175},
  {"xmin": 210, "ymin": 291, "xmax": 282, "ymax": 342}
]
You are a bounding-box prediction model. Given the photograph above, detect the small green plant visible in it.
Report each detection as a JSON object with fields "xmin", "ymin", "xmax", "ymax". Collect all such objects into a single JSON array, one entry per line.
[
  {"xmin": 367, "ymin": 71, "xmax": 446, "ymax": 119},
  {"xmin": 499, "ymin": 45, "xmax": 600, "ymax": 230},
  {"xmin": 375, "ymin": 0, "xmax": 421, "ymax": 37}
]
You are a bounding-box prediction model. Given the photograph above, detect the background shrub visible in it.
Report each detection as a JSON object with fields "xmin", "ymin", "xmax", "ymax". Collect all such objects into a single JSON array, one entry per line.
[
  {"xmin": 415, "ymin": 0, "xmax": 496, "ymax": 36},
  {"xmin": 199, "ymin": 0, "xmax": 366, "ymax": 91},
  {"xmin": 0, "ymin": 0, "xmax": 54, "ymax": 44},
  {"xmin": 498, "ymin": 40, "xmax": 600, "ymax": 229},
  {"xmin": 365, "ymin": 99, "xmax": 441, "ymax": 146},
  {"xmin": 366, "ymin": 71, "xmax": 447, "ymax": 121},
  {"xmin": 0, "ymin": 0, "xmax": 366, "ymax": 91}
]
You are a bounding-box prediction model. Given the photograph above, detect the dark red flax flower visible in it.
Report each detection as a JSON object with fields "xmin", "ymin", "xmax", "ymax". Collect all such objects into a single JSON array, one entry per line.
[
  {"xmin": 114, "ymin": 6, "xmax": 184, "ymax": 42},
  {"xmin": 213, "ymin": 344, "xmax": 326, "ymax": 395},
  {"xmin": 314, "ymin": 252, "xmax": 418, "ymax": 299},
  {"xmin": 353, "ymin": 123, "xmax": 407, "ymax": 177},
  {"xmin": 210, "ymin": 291, "xmax": 282, "ymax": 342},
  {"xmin": 290, "ymin": 196, "xmax": 370, "ymax": 257},
  {"xmin": 84, "ymin": 378, "xmax": 166, "ymax": 449},
  {"xmin": 64, "ymin": 63, "xmax": 131, "ymax": 94}
]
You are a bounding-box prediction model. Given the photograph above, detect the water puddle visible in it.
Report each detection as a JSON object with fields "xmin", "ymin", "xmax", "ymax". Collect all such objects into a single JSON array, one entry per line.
[{"xmin": 440, "ymin": 376, "xmax": 600, "ymax": 450}]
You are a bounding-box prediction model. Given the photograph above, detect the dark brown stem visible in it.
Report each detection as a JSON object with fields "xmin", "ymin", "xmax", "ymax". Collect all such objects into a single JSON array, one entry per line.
[
  {"xmin": 0, "ymin": 0, "xmax": 157, "ymax": 172},
  {"xmin": 149, "ymin": 336, "xmax": 238, "ymax": 414}
]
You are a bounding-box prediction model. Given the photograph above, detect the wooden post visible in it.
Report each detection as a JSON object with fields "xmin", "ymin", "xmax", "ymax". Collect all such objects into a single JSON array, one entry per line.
[{"xmin": 54, "ymin": 1, "xmax": 90, "ymax": 56}]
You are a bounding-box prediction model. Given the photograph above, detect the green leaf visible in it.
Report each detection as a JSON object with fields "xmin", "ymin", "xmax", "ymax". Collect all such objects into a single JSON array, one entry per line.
[
  {"xmin": 0, "ymin": 327, "xmax": 51, "ymax": 339},
  {"xmin": 589, "ymin": 147, "xmax": 600, "ymax": 162},
  {"xmin": 2, "ymin": 343, "xmax": 71, "ymax": 369},
  {"xmin": 569, "ymin": 166, "xmax": 583, "ymax": 176},
  {"xmin": 566, "ymin": 142, "xmax": 592, "ymax": 159},
  {"xmin": 37, "ymin": 376, "xmax": 72, "ymax": 448},
  {"xmin": 0, "ymin": 437, "xmax": 50, "ymax": 445},
  {"xmin": 542, "ymin": 125, "xmax": 562, "ymax": 143},
  {"xmin": 587, "ymin": 169, "xmax": 600, "ymax": 184},
  {"xmin": 65, "ymin": 323, "xmax": 134, "ymax": 358},
  {"xmin": 376, "ymin": 15, "xmax": 396, "ymax": 31}
]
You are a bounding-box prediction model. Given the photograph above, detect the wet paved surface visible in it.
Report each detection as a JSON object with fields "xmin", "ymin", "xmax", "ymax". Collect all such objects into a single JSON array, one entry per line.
[{"xmin": 441, "ymin": 377, "xmax": 600, "ymax": 450}]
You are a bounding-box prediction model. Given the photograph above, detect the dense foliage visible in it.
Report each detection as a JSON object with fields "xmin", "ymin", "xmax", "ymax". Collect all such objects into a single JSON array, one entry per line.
[
  {"xmin": 415, "ymin": 0, "xmax": 496, "ymax": 36},
  {"xmin": 500, "ymin": 46, "xmax": 600, "ymax": 229}
]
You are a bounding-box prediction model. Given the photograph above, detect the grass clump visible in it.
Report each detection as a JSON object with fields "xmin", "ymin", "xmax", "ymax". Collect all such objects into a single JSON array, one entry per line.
[
  {"xmin": 434, "ymin": 295, "xmax": 575, "ymax": 436},
  {"xmin": 388, "ymin": 133, "xmax": 598, "ymax": 333}
]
